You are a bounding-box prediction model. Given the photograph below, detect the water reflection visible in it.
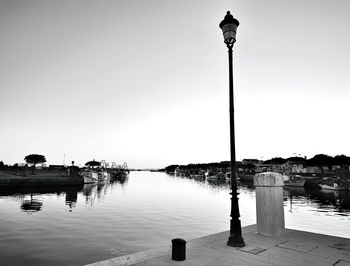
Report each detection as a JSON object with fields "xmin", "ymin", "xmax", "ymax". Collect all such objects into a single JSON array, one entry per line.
[
  {"xmin": 82, "ymin": 183, "xmax": 96, "ymax": 202},
  {"xmin": 0, "ymin": 185, "xmax": 81, "ymax": 213},
  {"xmin": 21, "ymin": 194, "xmax": 43, "ymax": 213},
  {"xmin": 238, "ymin": 181, "xmax": 255, "ymax": 190},
  {"xmin": 173, "ymin": 172, "xmax": 350, "ymax": 214},
  {"xmin": 1, "ymin": 175, "xmax": 349, "ymax": 216},
  {"xmin": 0, "ymin": 172, "xmax": 349, "ymax": 266},
  {"xmin": 0, "ymin": 178, "xmax": 130, "ymax": 213},
  {"xmin": 172, "ymin": 172, "xmax": 255, "ymax": 190},
  {"xmin": 307, "ymin": 188, "xmax": 350, "ymax": 214},
  {"xmin": 283, "ymin": 186, "xmax": 350, "ymax": 214},
  {"xmin": 198, "ymin": 177, "xmax": 350, "ymax": 214},
  {"xmin": 65, "ymin": 187, "xmax": 79, "ymax": 211},
  {"xmin": 97, "ymin": 182, "xmax": 108, "ymax": 199},
  {"xmin": 205, "ymin": 179, "xmax": 229, "ymax": 188}
]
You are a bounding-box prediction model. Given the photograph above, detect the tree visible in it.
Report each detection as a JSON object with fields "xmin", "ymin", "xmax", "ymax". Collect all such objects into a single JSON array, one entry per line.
[
  {"xmin": 286, "ymin": 157, "xmax": 307, "ymax": 163},
  {"xmin": 333, "ymin": 155, "xmax": 350, "ymax": 166},
  {"xmin": 24, "ymin": 154, "xmax": 46, "ymax": 173},
  {"xmin": 0, "ymin": 161, "xmax": 4, "ymax": 169},
  {"xmin": 85, "ymin": 160, "xmax": 100, "ymax": 168},
  {"xmin": 164, "ymin": 164, "xmax": 179, "ymax": 173},
  {"xmin": 307, "ymin": 154, "xmax": 334, "ymax": 173},
  {"xmin": 264, "ymin": 157, "xmax": 287, "ymax": 165}
]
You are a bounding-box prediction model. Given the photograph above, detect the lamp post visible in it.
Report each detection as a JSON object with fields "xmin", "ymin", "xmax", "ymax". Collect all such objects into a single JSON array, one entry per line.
[{"xmin": 219, "ymin": 11, "xmax": 245, "ymax": 247}]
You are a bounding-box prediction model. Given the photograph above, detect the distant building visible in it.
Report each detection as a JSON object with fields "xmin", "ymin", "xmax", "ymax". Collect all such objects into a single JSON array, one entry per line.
[
  {"xmin": 242, "ymin": 159, "xmax": 260, "ymax": 165},
  {"xmin": 14, "ymin": 163, "xmax": 27, "ymax": 167},
  {"xmin": 305, "ymin": 166, "xmax": 322, "ymax": 174},
  {"xmin": 35, "ymin": 163, "xmax": 49, "ymax": 169},
  {"xmin": 332, "ymin": 165, "xmax": 341, "ymax": 171}
]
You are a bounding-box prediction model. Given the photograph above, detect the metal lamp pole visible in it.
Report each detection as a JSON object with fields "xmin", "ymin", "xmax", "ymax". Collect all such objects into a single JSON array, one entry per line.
[{"xmin": 219, "ymin": 11, "xmax": 245, "ymax": 247}]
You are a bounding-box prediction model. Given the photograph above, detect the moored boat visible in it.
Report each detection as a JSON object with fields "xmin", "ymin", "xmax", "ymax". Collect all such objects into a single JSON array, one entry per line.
[
  {"xmin": 112, "ymin": 162, "xmax": 129, "ymax": 181},
  {"xmin": 97, "ymin": 171, "xmax": 110, "ymax": 182},
  {"xmin": 284, "ymin": 174, "xmax": 306, "ymax": 187},
  {"xmin": 110, "ymin": 169, "xmax": 129, "ymax": 181},
  {"xmin": 284, "ymin": 179, "xmax": 306, "ymax": 187},
  {"xmin": 236, "ymin": 174, "xmax": 254, "ymax": 181},
  {"xmin": 318, "ymin": 177, "xmax": 349, "ymax": 191},
  {"xmin": 319, "ymin": 182, "xmax": 348, "ymax": 191},
  {"xmin": 225, "ymin": 172, "xmax": 231, "ymax": 180},
  {"xmin": 80, "ymin": 170, "xmax": 98, "ymax": 184},
  {"xmin": 193, "ymin": 174, "xmax": 204, "ymax": 180},
  {"xmin": 205, "ymin": 175, "xmax": 218, "ymax": 181},
  {"xmin": 205, "ymin": 169, "xmax": 225, "ymax": 181}
]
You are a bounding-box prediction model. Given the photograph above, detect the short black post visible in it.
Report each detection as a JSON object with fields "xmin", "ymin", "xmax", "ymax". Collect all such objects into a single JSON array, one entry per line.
[{"xmin": 171, "ymin": 238, "xmax": 186, "ymax": 261}]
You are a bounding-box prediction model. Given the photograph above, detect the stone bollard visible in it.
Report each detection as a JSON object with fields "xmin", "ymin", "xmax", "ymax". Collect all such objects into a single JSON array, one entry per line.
[
  {"xmin": 171, "ymin": 238, "xmax": 186, "ymax": 261},
  {"xmin": 254, "ymin": 172, "xmax": 285, "ymax": 236}
]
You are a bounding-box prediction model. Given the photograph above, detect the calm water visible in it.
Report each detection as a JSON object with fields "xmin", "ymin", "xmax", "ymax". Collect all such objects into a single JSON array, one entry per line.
[{"xmin": 0, "ymin": 171, "xmax": 349, "ymax": 265}]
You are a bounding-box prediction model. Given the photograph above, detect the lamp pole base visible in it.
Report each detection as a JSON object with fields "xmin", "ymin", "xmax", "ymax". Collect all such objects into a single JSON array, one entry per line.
[{"xmin": 227, "ymin": 235, "xmax": 245, "ymax": 247}]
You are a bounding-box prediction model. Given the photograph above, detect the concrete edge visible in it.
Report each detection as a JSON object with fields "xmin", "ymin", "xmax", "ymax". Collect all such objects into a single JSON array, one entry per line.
[
  {"xmin": 86, "ymin": 245, "xmax": 171, "ymax": 266},
  {"xmin": 85, "ymin": 224, "xmax": 257, "ymax": 266}
]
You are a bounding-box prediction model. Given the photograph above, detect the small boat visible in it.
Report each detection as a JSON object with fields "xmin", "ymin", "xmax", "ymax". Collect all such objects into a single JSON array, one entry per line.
[
  {"xmin": 217, "ymin": 172, "xmax": 225, "ymax": 179},
  {"xmin": 97, "ymin": 171, "xmax": 110, "ymax": 182},
  {"xmin": 110, "ymin": 169, "xmax": 128, "ymax": 181},
  {"xmin": 205, "ymin": 170, "xmax": 218, "ymax": 181},
  {"xmin": 193, "ymin": 174, "xmax": 204, "ymax": 180},
  {"xmin": 319, "ymin": 177, "xmax": 349, "ymax": 191},
  {"xmin": 236, "ymin": 174, "xmax": 254, "ymax": 181},
  {"xmin": 205, "ymin": 169, "xmax": 226, "ymax": 181},
  {"xmin": 284, "ymin": 175, "xmax": 305, "ymax": 187},
  {"xmin": 284, "ymin": 179, "xmax": 306, "ymax": 187},
  {"xmin": 206, "ymin": 175, "xmax": 218, "ymax": 181},
  {"xmin": 80, "ymin": 170, "xmax": 98, "ymax": 184},
  {"xmin": 319, "ymin": 182, "xmax": 348, "ymax": 191},
  {"xmin": 110, "ymin": 162, "xmax": 129, "ymax": 181}
]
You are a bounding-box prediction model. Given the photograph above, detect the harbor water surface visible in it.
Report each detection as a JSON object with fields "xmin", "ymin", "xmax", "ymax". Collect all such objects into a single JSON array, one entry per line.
[{"xmin": 0, "ymin": 171, "xmax": 349, "ymax": 266}]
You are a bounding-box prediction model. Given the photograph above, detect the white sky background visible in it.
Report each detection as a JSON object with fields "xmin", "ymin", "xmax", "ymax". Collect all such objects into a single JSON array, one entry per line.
[{"xmin": 0, "ymin": 0, "xmax": 349, "ymax": 168}]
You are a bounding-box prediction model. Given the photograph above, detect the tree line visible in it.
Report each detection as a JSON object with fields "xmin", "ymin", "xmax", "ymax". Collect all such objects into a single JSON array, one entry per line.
[{"xmin": 163, "ymin": 154, "xmax": 350, "ymax": 173}]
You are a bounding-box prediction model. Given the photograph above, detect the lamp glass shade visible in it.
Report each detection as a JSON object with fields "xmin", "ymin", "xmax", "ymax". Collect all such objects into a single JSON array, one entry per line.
[{"xmin": 221, "ymin": 23, "xmax": 238, "ymax": 42}]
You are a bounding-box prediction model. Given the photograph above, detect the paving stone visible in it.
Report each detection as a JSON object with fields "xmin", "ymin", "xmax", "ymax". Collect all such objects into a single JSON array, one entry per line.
[
  {"xmin": 238, "ymin": 246, "xmax": 266, "ymax": 255},
  {"xmin": 276, "ymin": 240, "xmax": 318, "ymax": 253}
]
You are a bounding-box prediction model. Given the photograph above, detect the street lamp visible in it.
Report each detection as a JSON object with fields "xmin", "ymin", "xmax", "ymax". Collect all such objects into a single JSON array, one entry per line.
[{"xmin": 219, "ymin": 11, "xmax": 245, "ymax": 247}]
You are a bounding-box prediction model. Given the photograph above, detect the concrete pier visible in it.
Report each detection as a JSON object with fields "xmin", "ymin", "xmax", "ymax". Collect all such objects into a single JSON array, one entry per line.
[{"xmin": 86, "ymin": 225, "xmax": 350, "ymax": 266}]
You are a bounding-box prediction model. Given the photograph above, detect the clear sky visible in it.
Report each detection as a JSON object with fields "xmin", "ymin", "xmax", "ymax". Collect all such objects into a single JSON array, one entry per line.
[{"xmin": 1, "ymin": 0, "xmax": 349, "ymax": 168}]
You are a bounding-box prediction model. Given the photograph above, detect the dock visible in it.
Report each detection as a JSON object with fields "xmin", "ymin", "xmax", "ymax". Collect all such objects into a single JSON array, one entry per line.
[
  {"xmin": 86, "ymin": 224, "xmax": 350, "ymax": 266},
  {"xmin": 0, "ymin": 169, "xmax": 83, "ymax": 187}
]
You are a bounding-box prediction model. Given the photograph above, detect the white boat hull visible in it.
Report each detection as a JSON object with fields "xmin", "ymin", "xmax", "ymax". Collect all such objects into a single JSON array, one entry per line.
[
  {"xmin": 284, "ymin": 179, "xmax": 305, "ymax": 187},
  {"xmin": 81, "ymin": 172, "xmax": 98, "ymax": 184},
  {"xmin": 320, "ymin": 183, "xmax": 348, "ymax": 191},
  {"xmin": 206, "ymin": 175, "xmax": 218, "ymax": 181}
]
